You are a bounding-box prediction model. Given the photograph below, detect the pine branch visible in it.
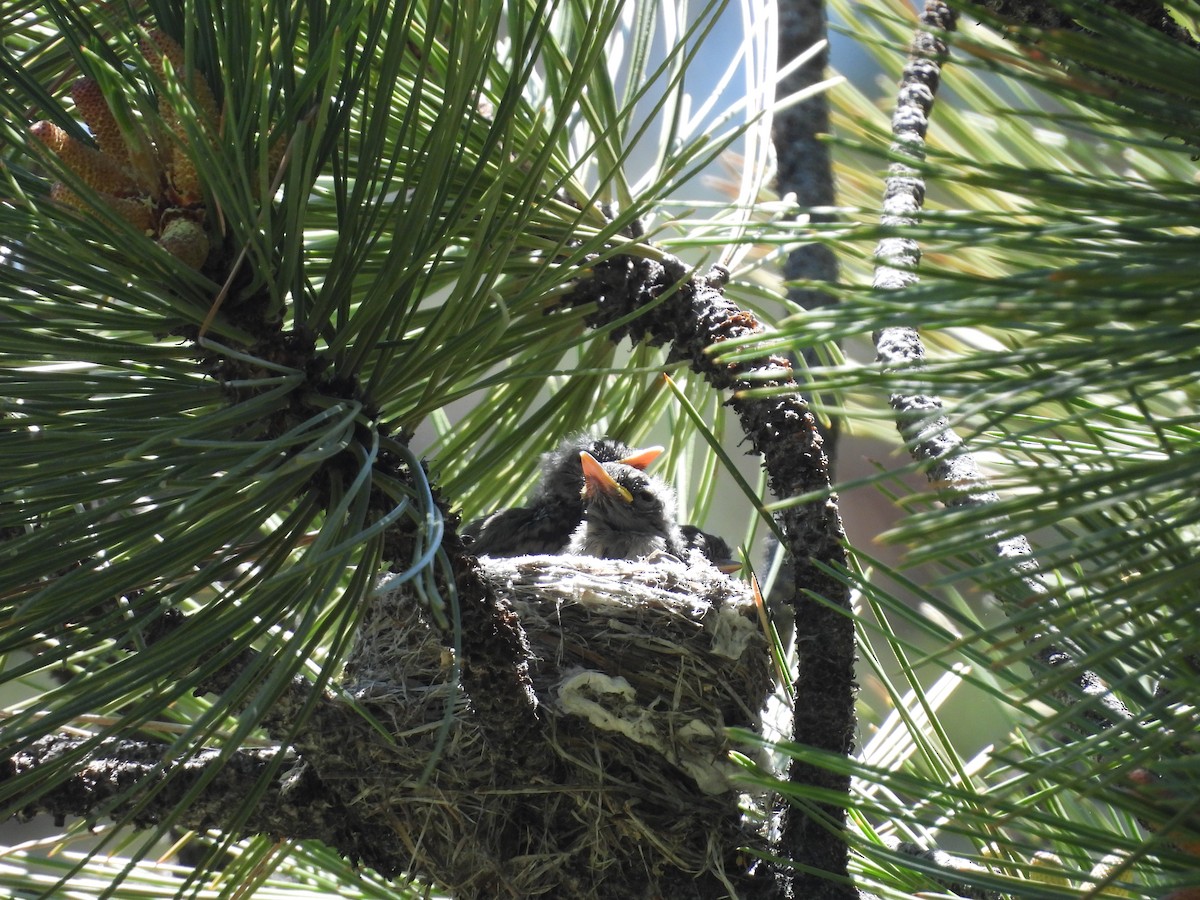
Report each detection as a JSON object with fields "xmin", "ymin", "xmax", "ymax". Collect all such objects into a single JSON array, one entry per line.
[
  {"xmin": 566, "ymin": 253, "xmax": 855, "ymax": 898},
  {"xmin": 970, "ymin": 0, "xmax": 1198, "ymax": 48},
  {"xmin": 4, "ymin": 736, "xmax": 330, "ymax": 843},
  {"xmin": 872, "ymin": 1, "xmax": 1132, "ymax": 731},
  {"xmin": 431, "ymin": 527, "xmax": 544, "ymax": 745}
]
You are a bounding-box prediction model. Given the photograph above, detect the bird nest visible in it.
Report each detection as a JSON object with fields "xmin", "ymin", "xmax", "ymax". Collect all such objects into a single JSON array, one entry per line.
[{"xmin": 338, "ymin": 554, "xmax": 775, "ymax": 899}]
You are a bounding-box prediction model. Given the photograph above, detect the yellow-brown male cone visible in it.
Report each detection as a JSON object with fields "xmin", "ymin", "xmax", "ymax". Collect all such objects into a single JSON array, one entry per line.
[
  {"xmin": 70, "ymin": 78, "xmax": 128, "ymax": 165},
  {"xmin": 32, "ymin": 117, "xmax": 157, "ymax": 234},
  {"xmin": 70, "ymin": 76, "xmax": 163, "ymax": 198},
  {"xmin": 31, "ymin": 121, "xmax": 140, "ymax": 198},
  {"xmin": 140, "ymin": 28, "xmax": 218, "ymax": 206},
  {"xmin": 48, "ymin": 182, "xmax": 155, "ymax": 233},
  {"xmin": 139, "ymin": 28, "xmax": 219, "ymax": 124}
]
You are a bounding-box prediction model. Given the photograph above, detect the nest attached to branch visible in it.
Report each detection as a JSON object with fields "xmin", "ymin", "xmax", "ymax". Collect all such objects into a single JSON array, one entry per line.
[{"xmin": 338, "ymin": 554, "xmax": 774, "ymax": 899}]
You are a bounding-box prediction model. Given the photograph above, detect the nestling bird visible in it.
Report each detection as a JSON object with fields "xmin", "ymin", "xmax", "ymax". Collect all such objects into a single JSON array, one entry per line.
[
  {"xmin": 567, "ymin": 451, "xmax": 686, "ymax": 561},
  {"xmin": 679, "ymin": 525, "xmax": 737, "ymax": 571},
  {"xmin": 464, "ymin": 435, "xmax": 663, "ymax": 556}
]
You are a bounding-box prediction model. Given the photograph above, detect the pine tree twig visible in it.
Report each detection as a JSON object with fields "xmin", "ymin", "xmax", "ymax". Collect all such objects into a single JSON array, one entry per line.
[
  {"xmin": 871, "ymin": 1, "xmax": 1131, "ymax": 730},
  {"xmin": 565, "ymin": 254, "xmax": 856, "ymax": 897},
  {"xmin": 3, "ymin": 736, "xmax": 331, "ymax": 842},
  {"xmin": 440, "ymin": 531, "xmax": 542, "ymax": 741},
  {"xmin": 872, "ymin": 1, "xmax": 953, "ymax": 292},
  {"xmin": 969, "ymin": 0, "xmax": 1198, "ymax": 49},
  {"xmin": 0, "ymin": 695, "xmax": 427, "ymax": 877}
]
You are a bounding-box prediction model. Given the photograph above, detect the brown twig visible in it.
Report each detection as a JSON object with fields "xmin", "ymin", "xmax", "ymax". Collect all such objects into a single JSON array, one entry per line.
[{"xmin": 4, "ymin": 735, "xmax": 330, "ymax": 842}]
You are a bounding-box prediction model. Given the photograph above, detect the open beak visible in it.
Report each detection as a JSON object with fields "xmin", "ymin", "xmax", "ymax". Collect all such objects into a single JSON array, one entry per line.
[
  {"xmin": 618, "ymin": 444, "xmax": 663, "ymax": 470},
  {"xmin": 579, "ymin": 451, "xmax": 632, "ymax": 503}
]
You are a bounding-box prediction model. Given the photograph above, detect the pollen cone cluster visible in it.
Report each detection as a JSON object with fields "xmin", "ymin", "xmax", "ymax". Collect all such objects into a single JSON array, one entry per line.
[{"xmin": 29, "ymin": 28, "xmax": 241, "ymax": 271}]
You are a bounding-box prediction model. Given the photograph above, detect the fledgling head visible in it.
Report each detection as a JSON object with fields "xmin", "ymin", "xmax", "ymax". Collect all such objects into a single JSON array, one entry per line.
[
  {"xmin": 577, "ymin": 451, "xmax": 678, "ymax": 539},
  {"xmin": 534, "ymin": 434, "xmax": 662, "ymax": 508}
]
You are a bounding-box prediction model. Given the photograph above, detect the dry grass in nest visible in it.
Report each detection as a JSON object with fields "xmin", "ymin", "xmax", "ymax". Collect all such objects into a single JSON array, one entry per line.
[{"xmin": 339, "ymin": 554, "xmax": 775, "ymax": 899}]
